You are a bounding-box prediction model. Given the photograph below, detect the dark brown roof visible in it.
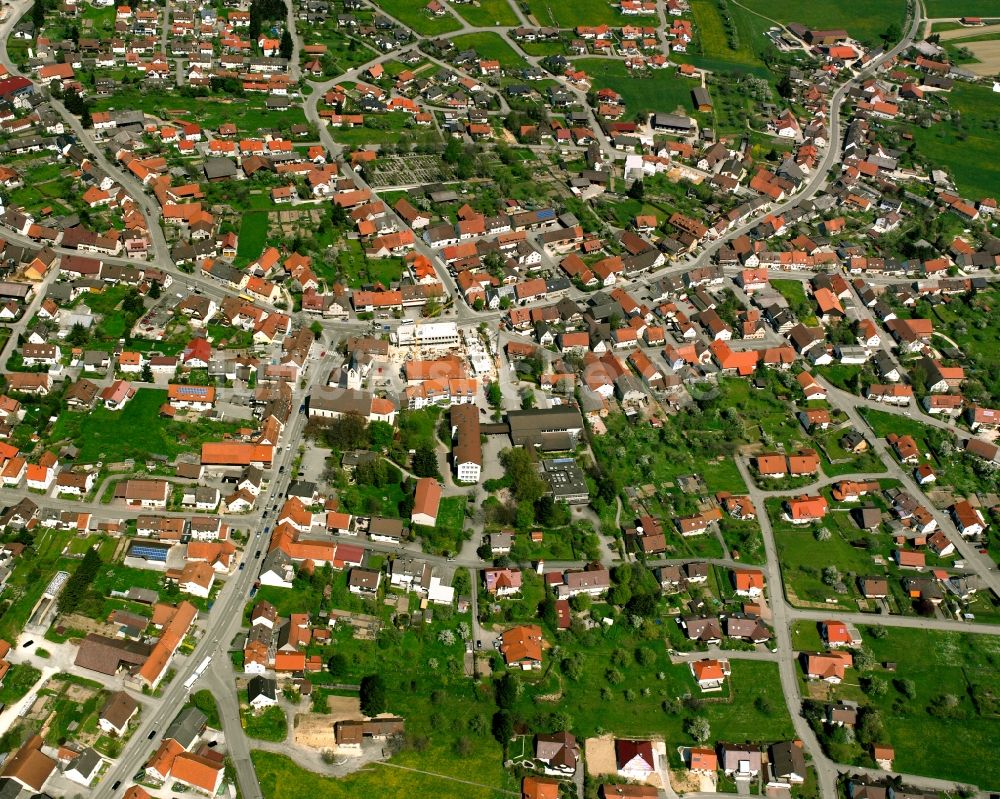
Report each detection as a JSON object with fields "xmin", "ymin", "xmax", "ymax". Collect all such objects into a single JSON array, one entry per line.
[
  {"xmin": 74, "ymin": 633, "xmax": 151, "ymax": 675},
  {"xmin": 100, "ymin": 690, "xmax": 139, "ymax": 729}
]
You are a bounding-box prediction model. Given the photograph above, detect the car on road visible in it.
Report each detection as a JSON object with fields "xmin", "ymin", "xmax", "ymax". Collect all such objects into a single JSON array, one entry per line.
[
  {"xmin": 476, "ymin": 640, "xmax": 482, "ymax": 649},
  {"xmin": 111, "ymin": 781, "xmax": 121, "ymax": 791},
  {"xmin": 147, "ymin": 731, "xmax": 157, "ymax": 740},
  {"xmin": 254, "ymin": 550, "xmax": 261, "ymax": 558},
  {"xmin": 21, "ymin": 640, "xmax": 33, "ymax": 648},
  {"xmin": 239, "ymin": 563, "xmax": 245, "ymax": 571}
]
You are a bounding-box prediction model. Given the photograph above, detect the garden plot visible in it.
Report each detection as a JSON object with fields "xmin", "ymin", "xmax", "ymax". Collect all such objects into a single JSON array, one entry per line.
[{"xmin": 366, "ymin": 155, "xmax": 454, "ymax": 189}]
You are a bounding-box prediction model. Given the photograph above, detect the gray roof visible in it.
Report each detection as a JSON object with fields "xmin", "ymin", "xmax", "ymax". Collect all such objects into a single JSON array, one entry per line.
[
  {"xmin": 248, "ymin": 675, "xmax": 277, "ymax": 703},
  {"xmin": 203, "ymin": 157, "xmax": 238, "ymax": 180},
  {"xmin": 164, "ymin": 706, "xmax": 207, "ymax": 748},
  {"xmin": 67, "ymin": 747, "xmax": 102, "ymax": 778}
]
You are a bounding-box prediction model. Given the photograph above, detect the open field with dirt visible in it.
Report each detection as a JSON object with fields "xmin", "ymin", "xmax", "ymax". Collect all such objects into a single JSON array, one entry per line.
[
  {"xmin": 963, "ymin": 40, "xmax": 1000, "ymax": 74},
  {"xmin": 939, "ymin": 22, "xmax": 1000, "ymax": 39}
]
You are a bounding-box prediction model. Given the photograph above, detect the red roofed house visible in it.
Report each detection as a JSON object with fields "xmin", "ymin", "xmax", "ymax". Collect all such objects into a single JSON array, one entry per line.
[{"xmin": 411, "ymin": 477, "xmax": 441, "ymax": 527}]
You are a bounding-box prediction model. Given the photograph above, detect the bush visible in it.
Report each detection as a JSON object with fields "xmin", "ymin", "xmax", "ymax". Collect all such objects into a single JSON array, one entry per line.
[{"xmin": 360, "ymin": 674, "xmax": 387, "ymax": 716}]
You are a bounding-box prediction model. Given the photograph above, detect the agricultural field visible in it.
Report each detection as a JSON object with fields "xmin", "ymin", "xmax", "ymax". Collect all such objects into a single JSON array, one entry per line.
[
  {"xmin": 908, "ymin": 82, "xmax": 1000, "ymax": 199},
  {"xmin": 737, "ymin": 0, "xmax": 907, "ymax": 45}
]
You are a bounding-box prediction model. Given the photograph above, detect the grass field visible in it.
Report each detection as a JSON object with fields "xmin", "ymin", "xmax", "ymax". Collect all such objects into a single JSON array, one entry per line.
[
  {"xmin": 371, "ymin": 0, "xmax": 462, "ymax": 34},
  {"xmin": 189, "ymin": 690, "xmax": 222, "ymax": 729},
  {"xmin": 252, "ymin": 751, "xmax": 503, "ymax": 799},
  {"xmin": 509, "ymin": 626, "xmax": 793, "ymax": 765},
  {"xmin": 451, "ymin": 0, "xmax": 519, "ymax": 27},
  {"xmin": 926, "ymin": 288, "xmax": 1000, "ymax": 404},
  {"xmin": 573, "ymin": 59, "xmax": 695, "ymax": 117},
  {"xmin": 689, "ymin": 0, "xmax": 765, "ymax": 69},
  {"xmin": 450, "ymin": 32, "xmax": 529, "ymax": 70},
  {"xmin": 49, "ymin": 388, "xmax": 242, "ymax": 464},
  {"xmin": 909, "ymin": 82, "xmax": 1000, "ymax": 200},
  {"xmin": 737, "ymin": 0, "xmax": 906, "ymax": 45},
  {"xmin": 252, "ymin": 597, "xmax": 517, "ymax": 796},
  {"xmin": 416, "ymin": 496, "xmax": 469, "ymax": 556},
  {"xmin": 861, "ymin": 628, "xmax": 1000, "ymax": 789},
  {"xmin": 242, "ymin": 705, "xmax": 288, "ymax": 742},
  {"xmin": 0, "ymin": 663, "xmax": 42, "ymax": 706},
  {"xmin": 94, "ymin": 91, "xmax": 308, "ymax": 135},
  {"xmin": 769, "ymin": 499, "xmax": 886, "ymax": 610},
  {"xmin": 925, "ymin": 0, "xmax": 1000, "ymax": 17},
  {"xmin": 525, "ymin": 0, "xmax": 619, "ymax": 26}
]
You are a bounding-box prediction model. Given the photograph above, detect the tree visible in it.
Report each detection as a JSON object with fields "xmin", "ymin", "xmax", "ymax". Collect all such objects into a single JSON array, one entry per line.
[
  {"xmin": 494, "ymin": 673, "xmax": 518, "ymax": 709},
  {"xmin": 534, "ymin": 494, "xmax": 555, "ymax": 526},
  {"xmin": 538, "ymin": 593, "xmax": 557, "ymax": 628},
  {"xmin": 67, "ymin": 323, "xmax": 88, "ymax": 347},
  {"xmin": 280, "ymin": 29, "xmax": 293, "ymax": 60},
  {"xmin": 121, "ymin": 289, "xmax": 145, "ymax": 317},
  {"xmin": 491, "ymin": 710, "xmax": 513, "ymax": 743},
  {"xmin": 368, "ymin": 421, "xmax": 394, "ymax": 451},
  {"xmin": 486, "ymin": 381, "xmax": 503, "ymax": 408},
  {"xmin": 58, "ymin": 547, "xmax": 101, "ymax": 614},
  {"xmin": 411, "ymin": 444, "xmax": 438, "ymax": 477},
  {"xmin": 498, "ymin": 448, "xmax": 546, "ymax": 504},
  {"xmin": 515, "ymin": 500, "xmax": 534, "ymax": 530},
  {"xmin": 422, "ymin": 298, "xmax": 440, "ymax": 318},
  {"xmin": 881, "ymin": 22, "xmax": 901, "ymax": 46},
  {"xmin": 32, "ymin": 0, "xmax": 45, "ymax": 28},
  {"xmin": 443, "ymin": 137, "xmax": 463, "ymax": 165},
  {"xmin": 625, "ymin": 592, "xmax": 656, "ymax": 617},
  {"xmin": 685, "ymin": 716, "xmax": 710, "ymax": 743},
  {"xmin": 318, "ymin": 412, "xmax": 368, "ymax": 451},
  {"xmin": 359, "ymin": 674, "xmax": 387, "ymax": 716},
  {"xmin": 148, "ymin": 281, "xmax": 161, "ymax": 299},
  {"xmin": 776, "ymin": 73, "xmax": 793, "ymax": 99},
  {"xmin": 894, "ymin": 678, "xmax": 916, "ymax": 699},
  {"xmin": 141, "ymin": 363, "xmax": 152, "ymax": 382},
  {"xmin": 309, "ymin": 321, "xmax": 323, "ymax": 340},
  {"xmin": 327, "ymin": 653, "xmax": 348, "ymax": 676},
  {"xmin": 627, "ymin": 180, "xmax": 645, "ymax": 200}
]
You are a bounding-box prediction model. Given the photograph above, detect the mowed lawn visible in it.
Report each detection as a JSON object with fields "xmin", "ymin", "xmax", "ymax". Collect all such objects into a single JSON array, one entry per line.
[
  {"xmin": 909, "ymin": 82, "xmax": 1000, "ymax": 200},
  {"xmin": 525, "ymin": 0, "xmax": 619, "ymax": 26},
  {"xmin": 371, "ymin": 0, "xmax": 462, "ymax": 34},
  {"xmin": 49, "ymin": 388, "xmax": 242, "ymax": 463},
  {"xmin": 862, "ymin": 628, "xmax": 1000, "ymax": 790},
  {"xmin": 737, "ymin": 0, "xmax": 906, "ymax": 44},
  {"xmin": 574, "ymin": 59, "xmax": 695, "ymax": 117},
  {"xmin": 451, "ymin": 0, "xmax": 519, "ymax": 27},
  {"xmin": 450, "ymin": 32, "xmax": 528, "ymax": 69}
]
